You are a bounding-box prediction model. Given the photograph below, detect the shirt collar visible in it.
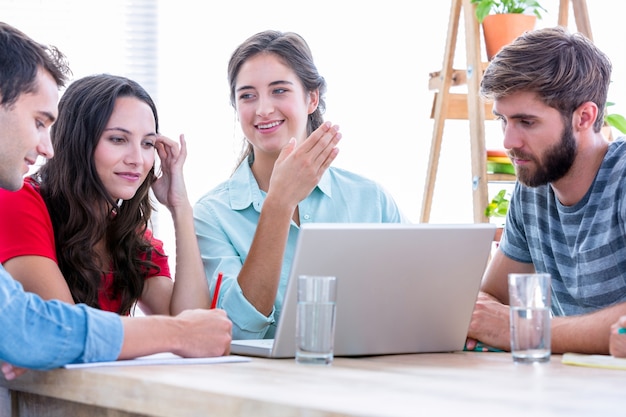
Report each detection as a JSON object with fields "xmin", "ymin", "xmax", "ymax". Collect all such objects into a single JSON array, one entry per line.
[{"xmin": 227, "ymin": 155, "xmax": 333, "ymax": 211}]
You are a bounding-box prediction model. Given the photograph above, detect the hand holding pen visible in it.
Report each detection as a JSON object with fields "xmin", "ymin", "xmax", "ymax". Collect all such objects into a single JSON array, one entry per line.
[{"xmin": 609, "ymin": 315, "xmax": 626, "ymax": 357}]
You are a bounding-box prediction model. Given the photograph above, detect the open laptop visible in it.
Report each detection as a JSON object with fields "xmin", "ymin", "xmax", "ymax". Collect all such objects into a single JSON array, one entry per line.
[{"xmin": 230, "ymin": 222, "xmax": 496, "ymax": 358}]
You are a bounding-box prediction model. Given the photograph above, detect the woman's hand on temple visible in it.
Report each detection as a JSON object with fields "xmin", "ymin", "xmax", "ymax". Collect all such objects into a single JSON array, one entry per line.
[{"xmin": 151, "ymin": 134, "xmax": 190, "ymax": 211}]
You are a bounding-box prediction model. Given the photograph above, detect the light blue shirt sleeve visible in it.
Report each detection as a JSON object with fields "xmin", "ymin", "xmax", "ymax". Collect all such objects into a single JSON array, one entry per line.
[
  {"xmin": 194, "ymin": 160, "xmax": 409, "ymax": 340},
  {"xmin": 0, "ymin": 265, "xmax": 123, "ymax": 369}
]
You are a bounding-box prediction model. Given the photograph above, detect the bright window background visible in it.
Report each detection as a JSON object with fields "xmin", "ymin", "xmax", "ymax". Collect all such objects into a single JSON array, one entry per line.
[{"xmin": 3, "ymin": 0, "xmax": 625, "ymax": 262}]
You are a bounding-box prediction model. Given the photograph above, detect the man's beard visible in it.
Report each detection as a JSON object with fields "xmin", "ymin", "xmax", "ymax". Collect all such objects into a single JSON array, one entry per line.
[{"xmin": 512, "ymin": 122, "xmax": 577, "ymax": 187}]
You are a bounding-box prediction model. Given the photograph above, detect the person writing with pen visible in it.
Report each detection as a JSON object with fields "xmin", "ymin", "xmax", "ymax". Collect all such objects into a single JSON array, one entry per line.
[{"xmin": 0, "ymin": 21, "xmax": 231, "ymax": 380}]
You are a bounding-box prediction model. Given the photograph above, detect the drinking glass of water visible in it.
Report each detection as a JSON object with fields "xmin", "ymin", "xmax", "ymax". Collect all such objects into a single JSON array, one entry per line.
[
  {"xmin": 295, "ymin": 275, "xmax": 337, "ymax": 365},
  {"xmin": 508, "ymin": 273, "xmax": 551, "ymax": 363}
]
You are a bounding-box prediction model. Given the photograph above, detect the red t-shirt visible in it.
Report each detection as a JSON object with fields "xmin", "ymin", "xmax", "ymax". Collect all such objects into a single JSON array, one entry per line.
[{"xmin": 0, "ymin": 178, "xmax": 171, "ymax": 313}]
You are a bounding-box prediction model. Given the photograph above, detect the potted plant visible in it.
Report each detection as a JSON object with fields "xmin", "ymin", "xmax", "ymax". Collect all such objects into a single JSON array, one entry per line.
[
  {"xmin": 604, "ymin": 101, "xmax": 626, "ymax": 140},
  {"xmin": 470, "ymin": 0, "xmax": 547, "ymax": 60},
  {"xmin": 485, "ymin": 188, "xmax": 510, "ymax": 242}
]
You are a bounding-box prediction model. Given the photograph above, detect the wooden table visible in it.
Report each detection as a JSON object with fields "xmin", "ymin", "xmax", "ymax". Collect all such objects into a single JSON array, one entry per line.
[{"xmin": 1, "ymin": 352, "xmax": 625, "ymax": 417}]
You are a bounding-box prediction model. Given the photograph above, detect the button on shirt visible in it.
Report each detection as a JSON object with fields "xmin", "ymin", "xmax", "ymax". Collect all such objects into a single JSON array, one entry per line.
[
  {"xmin": 194, "ymin": 158, "xmax": 409, "ymax": 339},
  {"xmin": 0, "ymin": 264, "xmax": 123, "ymax": 369}
]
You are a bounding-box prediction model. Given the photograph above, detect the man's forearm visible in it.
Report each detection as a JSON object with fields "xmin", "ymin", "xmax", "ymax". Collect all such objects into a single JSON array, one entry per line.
[
  {"xmin": 118, "ymin": 315, "xmax": 181, "ymax": 360},
  {"xmin": 552, "ymin": 302, "xmax": 626, "ymax": 354}
]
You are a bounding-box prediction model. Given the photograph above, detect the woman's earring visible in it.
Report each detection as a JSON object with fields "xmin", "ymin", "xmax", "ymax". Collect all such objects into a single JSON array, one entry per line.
[{"xmin": 110, "ymin": 199, "xmax": 123, "ymax": 219}]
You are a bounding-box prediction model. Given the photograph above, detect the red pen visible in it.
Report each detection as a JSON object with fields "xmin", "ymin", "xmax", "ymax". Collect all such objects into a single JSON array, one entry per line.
[{"xmin": 210, "ymin": 272, "xmax": 223, "ymax": 309}]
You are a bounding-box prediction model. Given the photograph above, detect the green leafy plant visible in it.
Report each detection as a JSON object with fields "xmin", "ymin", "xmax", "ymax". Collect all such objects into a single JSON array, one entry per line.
[
  {"xmin": 470, "ymin": 0, "xmax": 546, "ymax": 23},
  {"xmin": 485, "ymin": 189, "xmax": 510, "ymax": 218},
  {"xmin": 605, "ymin": 102, "xmax": 626, "ymax": 135}
]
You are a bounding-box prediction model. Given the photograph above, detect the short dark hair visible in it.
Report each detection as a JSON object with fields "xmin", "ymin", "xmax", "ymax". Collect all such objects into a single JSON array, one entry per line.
[
  {"xmin": 481, "ymin": 26, "xmax": 612, "ymax": 132},
  {"xmin": 0, "ymin": 21, "xmax": 71, "ymax": 107}
]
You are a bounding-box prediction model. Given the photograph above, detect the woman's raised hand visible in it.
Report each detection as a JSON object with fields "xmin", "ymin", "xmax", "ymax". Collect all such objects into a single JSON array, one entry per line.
[{"xmin": 268, "ymin": 121, "xmax": 341, "ymax": 207}]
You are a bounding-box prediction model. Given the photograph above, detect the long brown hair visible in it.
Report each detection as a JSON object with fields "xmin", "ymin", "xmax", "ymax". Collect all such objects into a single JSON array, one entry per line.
[{"xmin": 37, "ymin": 74, "xmax": 162, "ymax": 315}]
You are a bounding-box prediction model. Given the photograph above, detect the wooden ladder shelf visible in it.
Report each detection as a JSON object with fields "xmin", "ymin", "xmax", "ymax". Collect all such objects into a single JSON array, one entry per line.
[{"xmin": 421, "ymin": 0, "xmax": 592, "ymax": 224}]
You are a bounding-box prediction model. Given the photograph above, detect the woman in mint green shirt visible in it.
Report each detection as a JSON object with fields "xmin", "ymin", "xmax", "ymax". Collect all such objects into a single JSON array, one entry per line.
[{"xmin": 194, "ymin": 30, "xmax": 408, "ymax": 340}]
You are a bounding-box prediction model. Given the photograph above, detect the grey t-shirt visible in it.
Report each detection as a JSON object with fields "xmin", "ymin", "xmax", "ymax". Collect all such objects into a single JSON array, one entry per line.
[{"xmin": 501, "ymin": 138, "xmax": 626, "ymax": 316}]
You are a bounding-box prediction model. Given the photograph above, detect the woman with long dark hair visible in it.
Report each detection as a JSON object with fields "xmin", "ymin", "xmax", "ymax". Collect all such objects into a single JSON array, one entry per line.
[{"xmin": 0, "ymin": 73, "xmax": 210, "ymax": 316}]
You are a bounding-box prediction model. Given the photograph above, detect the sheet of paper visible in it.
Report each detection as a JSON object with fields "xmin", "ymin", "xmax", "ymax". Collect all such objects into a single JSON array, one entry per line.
[
  {"xmin": 64, "ymin": 353, "xmax": 251, "ymax": 369},
  {"xmin": 561, "ymin": 353, "xmax": 626, "ymax": 370}
]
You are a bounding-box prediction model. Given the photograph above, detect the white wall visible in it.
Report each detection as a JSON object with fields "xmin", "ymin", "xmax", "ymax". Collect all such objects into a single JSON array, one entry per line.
[
  {"xmin": 3, "ymin": 0, "xmax": 625, "ymax": 259},
  {"xmin": 154, "ymin": 0, "xmax": 626, "ymax": 226}
]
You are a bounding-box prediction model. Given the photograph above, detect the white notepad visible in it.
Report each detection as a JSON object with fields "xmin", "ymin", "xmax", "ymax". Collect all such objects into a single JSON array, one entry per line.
[{"xmin": 64, "ymin": 353, "xmax": 251, "ymax": 369}]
